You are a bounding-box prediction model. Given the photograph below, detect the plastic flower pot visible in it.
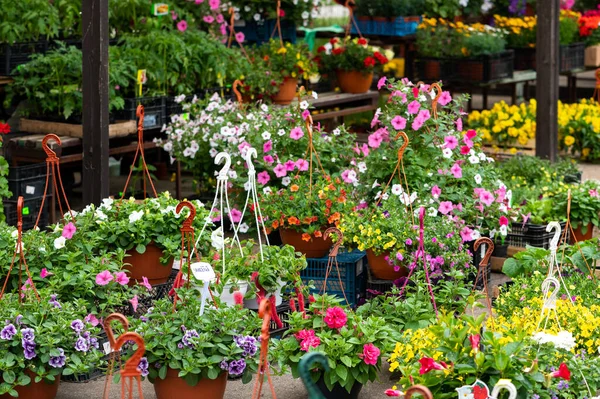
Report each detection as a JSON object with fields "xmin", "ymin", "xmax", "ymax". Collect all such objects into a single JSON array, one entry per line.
[
  {"xmin": 272, "ymin": 77, "xmax": 297, "ymax": 105},
  {"xmin": 366, "ymin": 249, "xmax": 408, "ymax": 280},
  {"xmin": 124, "ymin": 242, "xmax": 174, "ymax": 286},
  {"xmin": 571, "ymin": 223, "xmax": 594, "ymax": 244},
  {"xmin": 335, "ymin": 70, "xmax": 373, "ymax": 94},
  {"xmin": 244, "ymin": 279, "xmax": 284, "ymax": 310},
  {"xmin": 218, "ymin": 281, "xmax": 249, "ymax": 307},
  {"xmin": 315, "ymin": 377, "xmax": 363, "ymax": 399},
  {"xmin": 153, "ymin": 369, "xmax": 227, "ymax": 399},
  {"xmin": 279, "ymin": 229, "xmax": 333, "ymax": 258},
  {"xmin": 0, "ymin": 371, "xmax": 60, "ymax": 399}
]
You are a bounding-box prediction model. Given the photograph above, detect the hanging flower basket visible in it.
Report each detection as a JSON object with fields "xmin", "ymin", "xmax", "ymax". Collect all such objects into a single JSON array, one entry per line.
[
  {"xmin": 366, "ymin": 249, "xmax": 407, "ymax": 280},
  {"xmin": 336, "ymin": 70, "xmax": 373, "ymax": 94},
  {"xmin": 153, "ymin": 369, "xmax": 228, "ymax": 399},
  {"xmin": 280, "ymin": 228, "xmax": 333, "ymax": 258},
  {"xmin": 125, "ymin": 242, "xmax": 174, "ymax": 286},
  {"xmin": 271, "ymin": 77, "xmax": 297, "ymax": 105}
]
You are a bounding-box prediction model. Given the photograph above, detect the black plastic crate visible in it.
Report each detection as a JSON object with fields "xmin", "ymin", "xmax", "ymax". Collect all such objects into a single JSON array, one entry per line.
[
  {"xmin": 559, "ymin": 42, "xmax": 585, "ymax": 73},
  {"xmin": 300, "ymin": 251, "xmax": 367, "ymax": 307},
  {"xmin": 512, "ymin": 47, "xmax": 536, "ymax": 71},
  {"xmin": 453, "ymin": 50, "xmax": 514, "ymax": 83},
  {"xmin": 365, "ymin": 268, "xmax": 394, "ymax": 298},
  {"xmin": 7, "ymin": 163, "xmax": 48, "ymax": 199},
  {"xmin": 115, "ymin": 97, "xmax": 166, "ymax": 130},
  {"xmin": 130, "ymin": 269, "xmax": 179, "ymax": 315},
  {"xmin": 506, "ymin": 221, "xmax": 569, "ymax": 249},
  {"xmin": 0, "ymin": 41, "xmax": 49, "ymax": 76},
  {"xmin": 3, "ymin": 195, "xmax": 50, "ymax": 230},
  {"xmin": 416, "ymin": 58, "xmax": 455, "ymax": 82}
]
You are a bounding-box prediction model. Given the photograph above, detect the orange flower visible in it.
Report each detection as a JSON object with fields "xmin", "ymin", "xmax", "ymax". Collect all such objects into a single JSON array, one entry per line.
[
  {"xmin": 272, "ymin": 220, "xmax": 280, "ymax": 229},
  {"xmin": 290, "ymin": 184, "xmax": 299, "ymax": 192},
  {"xmin": 302, "ymin": 233, "xmax": 311, "ymax": 242},
  {"xmin": 328, "ymin": 184, "xmax": 336, "ymax": 191},
  {"xmin": 303, "ymin": 217, "xmax": 314, "ymax": 224},
  {"xmin": 314, "ymin": 231, "xmax": 323, "ymax": 238},
  {"xmin": 328, "ymin": 212, "xmax": 341, "ymax": 224},
  {"xmin": 325, "ymin": 199, "xmax": 333, "ymax": 208},
  {"xmin": 288, "ymin": 216, "xmax": 300, "ymax": 225}
]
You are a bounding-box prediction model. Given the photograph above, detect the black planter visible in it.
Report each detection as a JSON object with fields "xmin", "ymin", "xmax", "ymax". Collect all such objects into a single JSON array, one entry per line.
[
  {"xmin": 492, "ymin": 243, "xmax": 508, "ymax": 258},
  {"xmin": 268, "ymin": 230, "xmax": 283, "ymax": 246},
  {"xmin": 316, "ymin": 377, "xmax": 363, "ymax": 399}
]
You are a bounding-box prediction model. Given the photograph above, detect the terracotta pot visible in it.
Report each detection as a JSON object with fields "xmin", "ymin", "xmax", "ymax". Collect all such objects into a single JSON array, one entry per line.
[
  {"xmin": 571, "ymin": 223, "xmax": 594, "ymax": 244},
  {"xmin": 316, "ymin": 377, "xmax": 363, "ymax": 399},
  {"xmin": 272, "ymin": 77, "xmax": 297, "ymax": 105},
  {"xmin": 153, "ymin": 369, "xmax": 227, "ymax": 399},
  {"xmin": 336, "ymin": 70, "xmax": 373, "ymax": 94},
  {"xmin": 366, "ymin": 249, "xmax": 408, "ymax": 280},
  {"xmin": 280, "ymin": 229, "xmax": 333, "ymax": 258},
  {"xmin": 125, "ymin": 242, "xmax": 174, "ymax": 286},
  {"xmin": 0, "ymin": 371, "xmax": 60, "ymax": 399}
]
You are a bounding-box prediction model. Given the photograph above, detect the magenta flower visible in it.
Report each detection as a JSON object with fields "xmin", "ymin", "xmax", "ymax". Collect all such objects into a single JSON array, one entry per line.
[
  {"xmin": 590, "ymin": 189, "xmax": 599, "ymax": 198},
  {"xmin": 450, "ymin": 163, "xmax": 462, "ymax": 178},
  {"xmin": 479, "ymin": 190, "xmax": 495, "ymax": 207},
  {"xmin": 370, "ymin": 112, "xmax": 380, "ymax": 128},
  {"xmin": 463, "ymin": 137, "xmax": 474, "ymax": 148},
  {"xmin": 361, "ymin": 143, "xmax": 370, "ymax": 157},
  {"xmin": 417, "ymin": 109, "xmax": 431, "ymax": 122},
  {"xmin": 455, "ymin": 118, "xmax": 463, "ymax": 131},
  {"xmin": 40, "ymin": 268, "xmax": 52, "ymax": 279},
  {"xmin": 95, "ymin": 270, "xmax": 113, "ymax": 286},
  {"xmin": 324, "ymin": 307, "xmax": 347, "ymax": 329},
  {"xmin": 466, "ymin": 129, "xmax": 477, "ymax": 140},
  {"xmin": 220, "ymin": 23, "xmax": 228, "ymax": 35},
  {"xmin": 84, "ymin": 314, "xmax": 100, "ymax": 327},
  {"xmin": 368, "ymin": 132, "xmax": 383, "ymax": 148},
  {"xmin": 341, "ymin": 169, "xmax": 357, "ymax": 184},
  {"xmin": 230, "ymin": 208, "xmax": 242, "ymax": 223},
  {"xmin": 460, "ymin": 146, "xmax": 470, "ymax": 155},
  {"xmin": 411, "ymin": 116, "xmax": 424, "ymax": 131},
  {"xmin": 437, "ymin": 91, "xmax": 452, "ymax": 106},
  {"xmin": 302, "ymin": 110, "xmax": 310, "ymax": 120},
  {"xmin": 274, "ymin": 164, "xmax": 287, "ymax": 178},
  {"xmin": 296, "ymin": 159, "xmax": 309, "ymax": 171},
  {"xmin": 216, "ymin": 14, "xmax": 224, "ymax": 23},
  {"xmin": 499, "ymin": 216, "xmax": 509, "ymax": 226},
  {"xmin": 444, "ymin": 135, "xmax": 458, "ymax": 150},
  {"xmin": 438, "ymin": 201, "xmax": 454, "ymax": 215},
  {"xmin": 263, "ymin": 155, "xmax": 275, "ymax": 165},
  {"xmin": 263, "ymin": 140, "xmax": 272, "ymax": 153},
  {"xmin": 284, "ymin": 160, "xmax": 296, "ymax": 171},
  {"xmin": 257, "ymin": 171, "xmax": 270, "ymax": 185},
  {"xmin": 114, "ymin": 271, "xmax": 130, "ymax": 286},
  {"xmin": 431, "ymin": 185, "xmax": 441, "ymax": 198},
  {"xmin": 377, "ymin": 76, "xmax": 387, "ymax": 90},
  {"xmin": 62, "ymin": 222, "xmax": 76, "ymax": 239},
  {"xmin": 460, "ymin": 226, "xmax": 474, "ymax": 242},
  {"xmin": 195, "ymin": 0, "xmax": 203, "ymax": 3},
  {"xmin": 177, "ymin": 20, "xmax": 188, "ymax": 32},
  {"xmin": 361, "ymin": 343, "xmax": 380, "ymax": 365},
  {"xmin": 235, "ymin": 31, "xmax": 245, "ymax": 43},
  {"xmin": 171, "ymin": 11, "xmax": 178, "ymax": 20},
  {"xmin": 140, "ymin": 277, "xmax": 152, "ymax": 291},
  {"xmin": 209, "ymin": 0, "xmax": 220, "ymax": 10},
  {"xmin": 130, "ymin": 295, "xmax": 139, "ymax": 313},
  {"xmin": 391, "ymin": 115, "xmax": 406, "ymax": 130},
  {"xmin": 203, "ymin": 15, "xmax": 215, "ymax": 23},
  {"xmin": 407, "ymin": 100, "xmax": 420, "ymax": 114},
  {"xmin": 290, "ymin": 127, "xmax": 304, "ymax": 140}
]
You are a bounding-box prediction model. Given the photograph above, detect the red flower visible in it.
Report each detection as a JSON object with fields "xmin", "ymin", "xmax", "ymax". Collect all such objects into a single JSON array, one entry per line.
[
  {"xmin": 364, "ymin": 56, "xmax": 376, "ymax": 68},
  {"xmin": 317, "ymin": 45, "xmax": 326, "ymax": 53},
  {"xmin": 385, "ymin": 389, "xmax": 402, "ymax": 397},
  {"xmin": 499, "ymin": 216, "xmax": 509, "ymax": 226},
  {"xmin": 469, "ymin": 334, "xmax": 481, "ymax": 352},
  {"xmin": 357, "ymin": 38, "xmax": 367, "ymax": 45},
  {"xmin": 373, "ymin": 51, "xmax": 388, "ymax": 64},
  {"xmin": 279, "ymin": 9, "xmax": 285, "ymax": 17},
  {"xmin": 418, "ymin": 357, "xmax": 447, "ymax": 375},
  {"xmin": 330, "ymin": 38, "xmax": 338, "ymax": 45},
  {"xmin": 466, "ymin": 129, "xmax": 477, "ymax": 140},
  {"xmin": 332, "ymin": 48, "xmax": 345, "ymax": 55},
  {"xmin": 551, "ymin": 363, "xmax": 571, "ymax": 380},
  {"xmin": 324, "ymin": 306, "xmax": 347, "ymax": 329},
  {"xmin": 460, "ymin": 146, "xmax": 471, "ymax": 155},
  {"xmin": 0, "ymin": 122, "xmax": 10, "ymax": 134},
  {"xmin": 412, "ymin": 87, "xmax": 419, "ymax": 98}
]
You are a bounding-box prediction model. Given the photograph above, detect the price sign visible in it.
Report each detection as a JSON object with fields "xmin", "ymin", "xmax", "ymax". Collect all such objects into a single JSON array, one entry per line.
[{"xmin": 191, "ymin": 262, "xmax": 215, "ymax": 281}]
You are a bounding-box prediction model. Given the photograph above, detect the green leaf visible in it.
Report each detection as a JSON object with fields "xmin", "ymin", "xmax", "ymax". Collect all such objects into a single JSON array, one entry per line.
[
  {"xmin": 2, "ymin": 371, "xmax": 15, "ymax": 384},
  {"xmin": 340, "ymin": 356, "xmax": 352, "ymax": 368},
  {"xmin": 336, "ymin": 365, "xmax": 348, "ymax": 382},
  {"xmin": 136, "ymin": 244, "xmax": 147, "ymax": 254},
  {"xmin": 159, "ymin": 364, "xmax": 167, "ymax": 380},
  {"xmin": 495, "ymin": 352, "xmax": 509, "ymax": 372},
  {"xmin": 502, "ymin": 258, "xmax": 523, "ymax": 278}
]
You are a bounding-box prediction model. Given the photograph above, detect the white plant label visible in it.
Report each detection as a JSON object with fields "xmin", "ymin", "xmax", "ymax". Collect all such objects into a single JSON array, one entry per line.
[
  {"xmin": 191, "ymin": 262, "xmax": 215, "ymax": 281},
  {"xmin": 25, "ymin": 186, "xmax": 35, "ymax": 195}
]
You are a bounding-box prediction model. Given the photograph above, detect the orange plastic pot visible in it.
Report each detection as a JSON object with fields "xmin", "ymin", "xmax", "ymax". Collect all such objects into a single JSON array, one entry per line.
[
  {"xmin": 125, "ymin": 242, "xmax": 174, "ymax": 286},
  {"xmin": 0, "ymin": 371, "xmax": 60, "ymax": 399},
  {"xmin": 366, "ymin": 249, "xmax": 408, "ymax": 280},
  {"xmin": 280, "ymin": 229, "xmax": 333, "ymax": 258},
  {"xmin": 571, "ymin": 223, "xmax": 594, "ymax": 244},
  {"xmin": 336, "ymin": 70, "xmax": 373, "ymax": 94},
  {"xmin": 153, "ymin": 369, "xmax": 227, "ymax": 399},
  {"xmin": 272, "ymin": 77, "xmax": 297, "ymax": 105}
]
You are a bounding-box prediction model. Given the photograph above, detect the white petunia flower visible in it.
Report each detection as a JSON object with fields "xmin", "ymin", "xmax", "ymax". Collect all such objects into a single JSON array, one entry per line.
[
  {"xmin": 282, "ymin": 177, "xmax": 291, "ymax": 186},
  {"xmin": 499, "ymin": 225, "xmax": 508, "ymax": 236},
  {"xmin": 54, "ymin": 236, "xmax": 66, "ymax": 249},
  {"xmin": 428, "ymin": 207, "xmax": 438, "ymax": 217},
  {"xmin": 442, "ymin": 148, "xmax": 453, "ymax": 158},
  {"xmin": 263, "ymin": 187, "xmax": 272, "ymax": 195},
  {"xmin": 129, "ymin": 210, "xmax": 144, "ymax": 224},
  {"xmin": 312, "ymin": 91, "xmax": 318, "ymax": 100},
  {"xmin": 277, "ymin": 129, "xmax": 286, "ymax": 136},
  {"xmin": 474, "ymin": 174, "xmax": 482, "ymax": 184},
  {"xmin": 357, "ymin": 162, "xmax": 367, "ymax": 173},
  {"xmin": 391, "ymin": 184, "xmax": 403, "ymax": 195},
  {"xmin": 332, "ymin": 128, "xmax": 341, "ymax": 136},
  {"xmin": 253, "ymin": 13, "xmax": 261, "ymax": 21},
  {"xmin": 244, "ymin": 181, "xmax": 252, "ymax": 191},
  {"xmin": 262, "ymin": 131, "xmax": 271, "ymax": 140},
  {"xmin": 211, "ymin": 228, "xmax": 224, "ymax": 250},
  {"xmin": 468, "ymin": 155, "xmax": 480, "ymax": 164},
  {"xmin": 300, "ymin": 101, "xmax": 309, "ymax": 110},
  {"xmin": 239, "ymin": 223, "xmax": 250, "ymax": 234}
]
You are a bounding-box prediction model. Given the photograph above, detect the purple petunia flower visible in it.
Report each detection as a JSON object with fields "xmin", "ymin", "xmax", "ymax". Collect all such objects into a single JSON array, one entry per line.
[
  {"xmin": 71, "ymin": 320, "xmax": 84, "ymax": 333},
  {"xmin": 234, "ymin": 336, "xmax": 258, "ymax": 357},
  {"xmin": 15, "ymin": 315, "xmax": 22, "ymax": 325},
  {"xmin": 138, "ymin": 357, "xmax": 149, "ymax": 377},
  {"xmin": 49, "ymin": 348, "xmax": 66, "ymax": 368},
  {"xmin": 181, "ymin": 329, "xmax": 199, "ymax": 348},
  {"xmin": 1, "ymin": 324, "xmax": 16, "ymax": 340},
  {"xmin": 89, "ymin": 337, "xmax": 99, "ymax": 350},
  {"xmin": 219, "ymin": 360, "xmax": 229, "ymax": 371},
  {"xmin": 48, "ymin": 294, "xmax": 61, "ymax": 309},
  {"xmin": 228, "ymin": 359, "xmax": 246, "ymax": 376},
  {"xmin": 21, "ymin": 327, "xmax": 35, "ymax": 343},
  {"xmin": 75, "ymin": 336, "xmax": 90, "ymax": 352}
]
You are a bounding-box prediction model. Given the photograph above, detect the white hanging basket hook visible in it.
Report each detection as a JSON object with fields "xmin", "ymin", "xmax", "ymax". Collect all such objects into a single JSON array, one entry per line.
[
  {"xmin": 243, "ymin": 148, "xmax": 258, "ymax": 174},
  {"xmin": 215, "ymin": 152, "xmax": 232, "ymax": 179},
  {"xmin": 546, "ymin": 221, "xmax": 562, "ymax": 251}
]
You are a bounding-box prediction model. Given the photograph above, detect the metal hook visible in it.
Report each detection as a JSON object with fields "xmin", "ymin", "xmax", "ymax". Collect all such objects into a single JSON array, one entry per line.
[
  {"xmin": 232, "ymin": 80, "xmax": 243, "ymax": 105},
  {"xmin": 324, "ymin": 227, "xmax": 343, "ymax": 258},
  {"xmin": 215, "ymin": 152, "xmax": 232, "ymax": 178},
  {"xmin": 16, "ymin": 196, "xmax": 24, "ymax": 229},
  {"xmin": 395, "ymin": 131, "xmax": 409, "ymax": 161},
  {"xmin": 474, "ymin": 237, "xmax": 494, "ymax": 268},
  {"xmin": 104, "ymin": 313, "xmax": 130, "ymax": 350},
  {"xmin": 112, "ymin": 332, "xmax": 146, "ymax": 378},
  {"xmin": 305, "ymin": 114, "xmax": 314, "ymax": 140},
  {"xmin": 42, "ymin": 134, "xmax": 61, "ymax": 162},
  {"xmin": 136, "ymin": 105, "xmax": 145, "ymax": 143},
  {"xmin": 546, "ymin": 221, "xmax": 562, "ymax": 251},
  {"xmin": 176, "ymin": 201, "xmax": 197, "ymax": 234},
  {"xmin": 405, "ymin": 385, "xmax": 434, "ymax": 399}
]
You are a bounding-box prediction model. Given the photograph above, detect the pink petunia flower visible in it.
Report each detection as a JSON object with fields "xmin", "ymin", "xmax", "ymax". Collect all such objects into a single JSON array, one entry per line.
[
  {"xmin": 391, "ymin": 115, "xmax": 406, "ymax": 130},
  {"xmin": 368, "ymin": 132, "xmax": 383, "ymax": 148},
  {"xmin": 407, "ymin": 100, "xmax": 420, "ymax": 114},
  {"xmin": 114, "ymin": 271, "xmax": 130, "ymax": 286},
  {"xmin": 324, "ymin": 307, "xmax": 347, "ymax": 329},
  {"xmin": 40, "ymin": 268, "xmax": 53, "ymax": 279},
  {"xmin": 444, "ymin": 135, "xmax": 458, "ymax": 150},
  {"xmin": 437, "ymin": 91, "xmax": 452, "ymax": 106},
  {"xmin": 209, "ymin": 0, "xmax": 220, "ymax": 10},
  {"xmin": 412, "ymin": 116, "xmax": 424, "ymax": 131},
  {"xmin": 257, "ymin": 171, "xmax": 270, "ymax": 185},
  {"xmin": 341, "ymin": 169, "xmax": 357, "ymax": 184},
  {"xmin": 84, "ymin": 314, "xmax": 100, "ymax": 327},
  {"xmin": 263, "ymin": 155, "xmax": 275, "ymax": 165},
  {"xmin": 455, "ymin": 118, "xmax": 463, "ymax": 132},
  {"xmin": 129, "ymin": 295, "xmax": 139, "ymax": 313},
  {"xmin": 263, "ymin": 140, "xmax": 272, "ymax": 153},
  {"xmin": 361, "ymin": 143, "xmax": 370, "ymax": 157},
  {"xmin": 235, "ymin": 31, "xmax": 245, "ymax": 43},
  {"xmin": 438, "ymin": 201, "xmax": 454, "ymax": 215},
  {"xmin": 479, "ymin": 190, "xmax": 495, "ymax": 207},
  {"xmin": 140, "ymin": 276, "xmax": 152, "ymax": 291},
  {"xmin": 284, "ymin": 160, "xmax": 296, "ymax": 171},
  {"xmin": 216, "ymin": 14, "xmax": 224, "ymax": 23},
  {"xmin": 95, "ymin": 270, "xmax": 113, "ymax": 286},
  {"xmin": 296, "ymin": 159, "xmax": 309, "ymax": 171},
  {"xmin": 203, "ymin": 15, "xmax": 215, "ymax": 23},
  {"xmin": 177, "ymin": 20, "xmax": 188, "ymax": 32},
  {"xmin": 62, "ymin": 222, "xmax": 77, "ymax": 239},
  {"xmin": 377, "ymin": 76, "xmax": 387, "ymax": 90},
  {"xmin": 417, "ymin": 109, "xmax": 431, "ymax": 123},
  {"xmin": 302, "ymin": 110, "xmax": 310, "ymax": 120},
  {"xmin": 450, "ymin": 163, "xmax": 462, "ymax": 178},
  {"xmin": 590, "ymin": 189, "xmax": 599, "ymax": 198},
  {"xmin": 460, "ymin": 226, "xmax": 474, "ymax": 242},
  {"xmin": 290, "ymin": 127, "xmax": 304, "ymax": 140},
  {"xmin": 431, "ymin": 185, "xmax": 441, "ymax": 198},
  {"xmin": 230, "ymin": 208, "xmax": 242, "ymax": 223},
  {"xmin": 463, "ymin": 137, "xmax": 473, "ymax": 148},
  {"xmin": 273, "ymin": 164, "xmax": 287, "ymax": 178}
]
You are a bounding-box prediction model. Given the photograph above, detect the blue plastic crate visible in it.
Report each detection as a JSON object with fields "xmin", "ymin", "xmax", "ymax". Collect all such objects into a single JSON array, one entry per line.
[
  {"xmin": 351, "ymin": 16, "xmax": 420, "ymax": 37},
  {"xmin": 300, "ymin": 250, "xmax": 366, "ymax": 307}
]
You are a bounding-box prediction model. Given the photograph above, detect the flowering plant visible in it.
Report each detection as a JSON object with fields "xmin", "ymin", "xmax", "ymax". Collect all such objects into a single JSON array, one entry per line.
[
  {"xmin": 130, "ymin": 288, "xmax": 261, "ymax": 384},
  {"xmin": 0, "ymin": 121, "xmax": 10, "ymax": 222},
  {"xmin": 260, "ymin": 174, "xmax": 350, "ymax": 238},
  {"xmin": 550, "ymin": 180, "xmax": 600, "ymax": 233},
  {"xmin": 230, "ymin": 0, "xmax": 321, "ymax": 28},
  {"xmin": 0, "ymin": 290, "xmax": 103, "ymax": 396},
  {"xmin": 66, "ymin": 192, "xmax": 210, "ymax": 263},
  {"xmin": 318, "ymin": 37, "xmax": 389, "ymax": 75},
  {"xmin": 273, "ymin": 294, "xmax": 395, "ymax": 393},
  {"xmin": 495, "ymin": 11, "xmax": 582, "ymax": 48}
]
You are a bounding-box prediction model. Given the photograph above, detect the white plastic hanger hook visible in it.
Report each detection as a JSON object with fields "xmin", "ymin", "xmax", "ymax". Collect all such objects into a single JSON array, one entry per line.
[
  {"xmin": 546, "ymin": 221, "xmax": 561, "ymax": 251},
  {"xmin": 243, "ymin": 148, "xmax": 258, "ymax": 174},
  {"xmin": 215, "ymin": 152, "xmax": 232, "ymax": 179},
  {"xmin": 541, "ymin": 277, "xmax": 560, "ymax": 310},
  {"xmin": 491, "ymin": 380, "xmax": 517, "ymax": 399}
]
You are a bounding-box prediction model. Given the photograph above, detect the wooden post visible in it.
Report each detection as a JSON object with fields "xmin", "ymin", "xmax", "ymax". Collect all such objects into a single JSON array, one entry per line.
[
  {"xmin": 82, "ymin": 0, "xmax": 110, "ymax": 205},
  {"xmin": 535, "ymin": 0, "xmax": 559, "ymax": 162}
]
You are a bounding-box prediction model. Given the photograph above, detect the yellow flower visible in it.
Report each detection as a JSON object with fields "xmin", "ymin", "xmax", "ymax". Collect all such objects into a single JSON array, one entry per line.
[
  {"xmin": 564, "ymin": 135, "xmax": 575, "ymax": 146},
  {"xmin": 277, "ymin": 47, "xmax": 287, "ymax": 54}
]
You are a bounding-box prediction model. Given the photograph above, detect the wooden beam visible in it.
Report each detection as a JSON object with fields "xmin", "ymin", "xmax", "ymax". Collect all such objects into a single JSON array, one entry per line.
[
  {"xmin": 535, "ymin": 0, "xmax": 559, "ymax": 162},
  {"xmin": 82, "ymin": 0, "xmax": 110, "ymax": 205}
]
